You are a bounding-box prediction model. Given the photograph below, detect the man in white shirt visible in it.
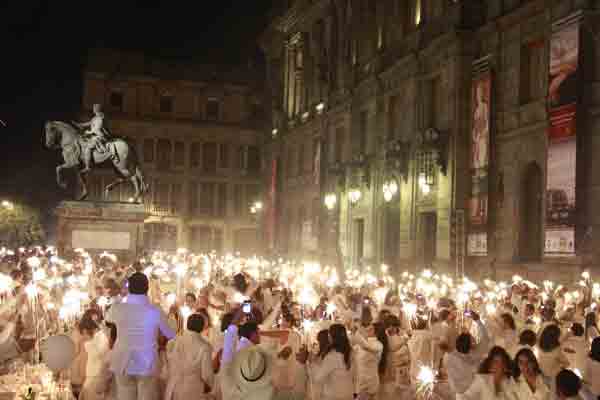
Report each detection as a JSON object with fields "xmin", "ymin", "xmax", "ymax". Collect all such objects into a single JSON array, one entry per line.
[
  {"xmin": 106, "ymin": 272, "xmax": 176, "ymax": 400},
  {"xmin": 443, "ymin": 311, "xmax": 490, "ymax": 397}
]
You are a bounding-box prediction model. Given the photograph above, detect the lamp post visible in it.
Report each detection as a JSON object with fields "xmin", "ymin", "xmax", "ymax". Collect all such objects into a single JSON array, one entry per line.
[
  {"xmin": 250, "ymin": 200, "xmax": 264, "ymax": 255},
  {"xmin": 323, "ymin": 192, "xmax": 343, "ymax": 279}
]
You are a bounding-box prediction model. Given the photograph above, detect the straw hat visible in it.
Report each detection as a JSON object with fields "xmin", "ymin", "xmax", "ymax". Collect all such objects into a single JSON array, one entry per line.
[{"xmin": 222, "ymin": 345, "xmax": 274, "ymax": 399}]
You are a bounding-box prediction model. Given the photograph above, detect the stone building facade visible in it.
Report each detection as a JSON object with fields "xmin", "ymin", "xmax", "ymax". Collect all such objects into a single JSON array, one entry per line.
[
  {"xmin": 81, "ymin": 49, "xmax": 265, "ymax": 255},
  {"xmin": 260, "ymin": 0, "xmax": 600, "ymax": 281}
]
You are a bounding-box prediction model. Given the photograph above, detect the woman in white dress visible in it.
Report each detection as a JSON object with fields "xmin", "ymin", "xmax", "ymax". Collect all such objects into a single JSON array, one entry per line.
[
  {"xmin": 513, "ymin": 348, "xmax": 551, "ymax": 400},
  {"xmin": 306, "ymin": 324, "xmax": 354, "ymax": 400},
  {"xmin": 352, "ymin": 322, "xmax": 385, "ymax": 399},
  {"xmin": 458, "ymin": 346, "xmax": 518, "ymax": 400}
]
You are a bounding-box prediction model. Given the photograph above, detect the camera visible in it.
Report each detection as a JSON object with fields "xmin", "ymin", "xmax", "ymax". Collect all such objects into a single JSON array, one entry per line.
[{"xmin": 242, "ymin": 301, "xmax": 252, "ymax": 314}]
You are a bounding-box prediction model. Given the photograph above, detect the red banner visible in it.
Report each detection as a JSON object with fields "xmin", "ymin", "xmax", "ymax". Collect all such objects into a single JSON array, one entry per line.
[
  {"xmin": 545, "ymin": 22, "xmax": 579, "ymax": 256},
  {"xmin": 468, "ymin": 71, "xmax": 491, "ymax": 256}
]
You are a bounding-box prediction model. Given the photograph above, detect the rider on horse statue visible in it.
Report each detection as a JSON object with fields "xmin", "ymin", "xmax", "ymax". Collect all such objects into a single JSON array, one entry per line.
[{"xmin": 74, "ymin": 103, "xmax": 114, "ymax": 172}]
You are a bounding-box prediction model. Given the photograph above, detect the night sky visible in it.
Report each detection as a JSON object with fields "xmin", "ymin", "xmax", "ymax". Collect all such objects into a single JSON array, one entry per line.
[{"xmin": 0, "ymin": 1, "xmax": 273, "ymax": 225}]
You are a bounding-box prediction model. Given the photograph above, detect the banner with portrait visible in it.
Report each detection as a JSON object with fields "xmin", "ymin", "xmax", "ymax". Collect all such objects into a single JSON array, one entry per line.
[
  {"xmin": 545, "ymin": 21, "xmax": 579, "ymax": 256},
  {"xmin": 468, "ymin": 71, "xmax": 491, "ymax": 256}
]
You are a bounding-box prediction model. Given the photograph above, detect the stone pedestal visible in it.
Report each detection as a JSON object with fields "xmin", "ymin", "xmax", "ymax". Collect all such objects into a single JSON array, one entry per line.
[{"xmin": 55, "ymin": 201, "xmax": 148, "ymax": 263}]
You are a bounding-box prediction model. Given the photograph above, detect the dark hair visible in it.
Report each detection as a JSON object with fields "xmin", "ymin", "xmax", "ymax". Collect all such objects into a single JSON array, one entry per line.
[
  {"xmin": 185, "ymin": 292, "xmax": 197, "ymax": 303},
  {"xmin": 221, "ymin": 312, "xmax": 234, "ymax": 333},
  {"xmin": 456, "ymin": 333, "xmax": 472, "ymax": 354},
  {"xmin": 438, "ymin": 309, "xmax": 451, "ymax": 322},
  {"xmin": 128, "ymin": 272, "xmax": 149, "ymax": 295},
  {"xmin": 361, "ymin": 306, "xmax": 373, "ymax": 327},
  {"xmin": 384, "ymin": 315, "xmax": 401, "ymax": 329},
  {"xmin": 328, "ymin": 323, "xmax": 352, "ymax": 370},
  {"xmin": 555, "ymin": 369, "xmax": 581, "ymax": 397},
  {"xmin": 500, "ymin": 313, "xmax": 516, "ymax": 331},
  {"xmin": 478, "ymin": 346, "xmax": 513, "ymax": 377},
  {"xmin": 374, "ymin": 322, "xmax": 389, "ymax": 376},
  {"xmin": 570, "ymin": 323, "xmax": 584, "ymax": 337},
  {"xmin": 78, "ymin": 317, "xmax": 98, "ymax": 335},
  {"xmin": 197, "ymin": 307, "xmax": 211, "ymax": 328},
  {"xmin": 233, "ymin": 273, "xmax": 248, "ymax": 294},
  {"xmin": 519, "ymin": 330, "xmax": 537, "ymax": 347},
  {"xmin": 514, "ymin": 348, "xmax": 542, "ymax": 379},
  {"xmin": 239, "ymin": 321, "xmax": 259, "ymax": 340},
  {"xmin": 590, "ymin": 337, "xmax": 600, "ymax": 363},
  {"xmin": 525, "ymin": 303, "xmax": 535, "ymax": 313},
  {"xmin": 539, "ymin": 324, "xmax": 561, "ymax": 352},
  {"xmin": 585, "ymin": 312, "xmax": 598, "ymax": 339},
  {"xmin": 106, "ymin": 322, "xmax": 117, "ymax": 349},
  {"xmin": 187, "ymin": 313, "xmax": 206, "ymax": 333},
  {"xmin": 316, "ymin": 329, "xmax": 330, "ymax": 359}
]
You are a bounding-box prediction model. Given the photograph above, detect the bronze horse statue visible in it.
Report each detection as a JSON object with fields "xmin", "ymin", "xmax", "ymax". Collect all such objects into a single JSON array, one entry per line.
[{"xmin": 45, "ymin": 121, "xmax": 148, "ymax": 203}]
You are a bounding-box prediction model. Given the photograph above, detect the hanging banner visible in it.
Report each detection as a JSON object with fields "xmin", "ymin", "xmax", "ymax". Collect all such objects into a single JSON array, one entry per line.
[
  {"xmin": 468, "ymin": 67, "xmax": 491, "ymax": 256},
  {"xmin": 313, "ymin": 140, "xmax": 321, "ymax": 187},
  {"xmin": 267, "ymin": 158, "xmax": 278, "ymax": 250},
  {"xmin": 545, "ymin": 20, "xmax": 579, "ymax": 256}
]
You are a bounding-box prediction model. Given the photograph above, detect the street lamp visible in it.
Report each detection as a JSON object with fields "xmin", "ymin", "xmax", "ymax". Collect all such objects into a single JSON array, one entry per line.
[
  {"xmin": 348, "ymin": 188, "xmax": 362, "ymax": 205},
  {"xmin": 250, "ymin": 201, "xmax": 263, "ymax": 214},
  {"xmin": 324, "ymin": 193, "xmax": 337, "ymax": 211},
  {"xmin": 382, "ymin": 179, "xmax": 398, "ymax": 203}
]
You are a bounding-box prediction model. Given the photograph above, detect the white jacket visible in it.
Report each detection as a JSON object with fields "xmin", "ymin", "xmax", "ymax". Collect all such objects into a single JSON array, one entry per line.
[
  {"xmin": 457, "ymin": 374, "xmax": 519, "ymax": 400},
  {"xmin": 444, "ymin": 320, "xmax": 490, "ymax": 395},
  {"xmin": 164, "ymin": 331, "xmax": 214, "ymax": 400},
  {"xmin": 513, "ymin": 375, "xmax": 552, "ymax": 400},
  {"xmin": 352, "ymin": 332, "xmax": 383, "ymax": 395}
]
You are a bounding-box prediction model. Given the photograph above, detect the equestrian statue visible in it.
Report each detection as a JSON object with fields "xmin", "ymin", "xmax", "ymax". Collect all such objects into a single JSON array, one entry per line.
[{"xmin": 45, "ymin": 104, "xmax": 148, "ymax": 203}]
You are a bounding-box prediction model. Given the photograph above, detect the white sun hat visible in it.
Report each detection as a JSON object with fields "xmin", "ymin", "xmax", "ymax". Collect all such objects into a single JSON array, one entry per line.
[{"xmin": 222, "ymin": 345, "xmax": 275, "ymax": 400}]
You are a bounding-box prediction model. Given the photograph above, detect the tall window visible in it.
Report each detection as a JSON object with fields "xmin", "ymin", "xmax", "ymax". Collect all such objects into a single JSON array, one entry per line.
[
  {"xmin": 190, "ymin": 142, "xmax": 201, "ymax": 168},
  {"xmin": 335, "ymin": 127, "xmax": 344, "ymax": 162},
  {"xmin": 247, "ymin": 146, "xmax": 260, "ymax": 173},
  {"xmin": 206, "ymin": 98, "xmax": 220, "ymax": 120},
  {"xmin": 219, "ymin": 143, "xmax": 229, "ymax": 168},
  {"xmin": 287, "ymin": 146, "xmax": 295, "ymax": 178},
  {"xmin": 216, "ymin": 183, "xmax": 227, "ymax": 217},
  {"xmin": 155, "ymin": 181, "xmax": 169, "ymax": 208},
  {"xmin": 189, "ymin": 182, "xmax": 199, "ymax": 215},
  {"xmin": 423, "ymin": 77, "xmax": 441, "ymax": 129},
  {"xmin": 203, "ymin": 142, "xmax": 217, "ymax": 173},
  {"xmin": 234, "ymin": 184, "xmax": 244, "ymax": 216},
  {"xmin": 172, "ymin": 183, "xmax": 182, "ymax": 213},
  {"xmin": 109, "ymin": 91, "xmax": 123, "ymax": 111},
  {"xmin": 520, "ymin": 41, "xmax": 545, "ymax": 105},
  {"xmin": 174, "ymin": 142, "xmax": 185, "ymax": 167},
  {"xmin": 156, "ymin": 139, "xmax": 172, "ymax": 170},
  {"xmin": 359, "ymin": 111, "xmax": 368, "ymax": 153},
  {"xmin": 246, "ymin": 184, "xmax": 260, "ymax": 207},
  {"xmin": 388, "ymin": 95, "xmax": 398, "ymax": 139},
  {"xmin": 143, "ymin": 139, "xmax": 154, "ymax": 163},
  {"xmin": 298, "ymin": 143, "xmax": 305, "ymax": 176},
  {"xmin": 160, "ymin": 94, "xmax": 174, "ymax": 113},
  {"xmin": 200, "ymin": 182, "xmax": 215, "ymax": 215}
]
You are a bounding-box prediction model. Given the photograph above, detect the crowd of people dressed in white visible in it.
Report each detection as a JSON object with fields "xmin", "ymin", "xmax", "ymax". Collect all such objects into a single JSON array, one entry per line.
[{"xmin": 1, "ymin": 249, "xmax": 600, "ymax": 400}]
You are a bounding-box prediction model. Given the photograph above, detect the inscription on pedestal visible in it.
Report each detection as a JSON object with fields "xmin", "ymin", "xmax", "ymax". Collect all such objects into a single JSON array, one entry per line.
[{"xmin": 54, "ymin": 201, "xmax": 148, "ymax": 262}]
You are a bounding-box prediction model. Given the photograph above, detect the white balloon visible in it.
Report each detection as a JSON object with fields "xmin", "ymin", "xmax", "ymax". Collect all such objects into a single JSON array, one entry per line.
[{"xmin": 41, "ymin": 334, "xmax": 76, "ymax": 372}]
